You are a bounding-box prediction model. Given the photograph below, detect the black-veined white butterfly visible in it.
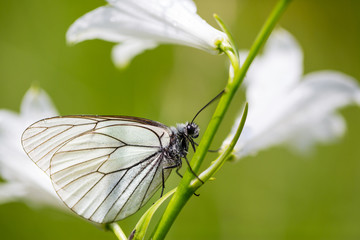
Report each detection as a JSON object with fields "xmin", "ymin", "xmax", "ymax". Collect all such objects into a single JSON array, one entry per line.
[{"xmin": 21, "ymin": 91, "xmax": 222, "ymax": 224}]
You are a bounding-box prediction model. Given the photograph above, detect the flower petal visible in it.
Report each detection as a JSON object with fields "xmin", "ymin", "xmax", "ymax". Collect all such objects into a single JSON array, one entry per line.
[
  {"xmin": 242, "ymin": 29, "xmax": 303, "ymax": 111},
  {"xmin": 67, "ymin": 0, "xmax": 227, "ymax": 53},
  {"xmin": 107, "ymin": 0, "xmax": 198, "ymax": 13},
  {"xmin": 0, "ymin": 183, "xmax": 26, "ymax": 204},
  {"xmin": 66, "ymin": 6, "xmax": 131, "ymax": 44},
  {"xmin": 230, "ymin": 71, "xmax": 360, "ymax": 159},
  {"xmin": 0, "ymin": 110, "xmax": 23, "ymax": 149},
  {"xmin": 0, "ymin": 88, "xmax": 57, "ymax": 159},
  {"xmin": 20, "ymin": 87, "xmax": 58, "ymax": 122},
  {"xmin": 0, "ymin": 181, "xmax": 65, "ymax": 209},
  {"xmin": 111, "ymin": 40, "xmax": 158, "ymax": 68},
  {"xmin": 0, "ymin": 87, "xmax": 65, "ymax": 209}
]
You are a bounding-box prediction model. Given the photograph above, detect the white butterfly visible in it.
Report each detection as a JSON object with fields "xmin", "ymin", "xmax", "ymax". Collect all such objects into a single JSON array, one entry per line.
[{"xmin": 21, "ymin": 115, "xmax": 200, "ymax": 223}]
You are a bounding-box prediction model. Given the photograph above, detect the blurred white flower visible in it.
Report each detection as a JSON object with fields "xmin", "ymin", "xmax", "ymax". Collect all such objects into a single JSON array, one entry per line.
[
  {"xmin": 66, "ymin": 0, "xmax": 228, "ymax": 68},
  {"xmin": 0, "ymin": 87, "xmax": 66, "ymax": 209},
  {"xmin": 223, "ymin": 29, "xmax": 360, "ymax": 159}
]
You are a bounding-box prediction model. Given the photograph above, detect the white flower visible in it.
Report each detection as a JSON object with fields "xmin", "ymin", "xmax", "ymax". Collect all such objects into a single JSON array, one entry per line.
[
  {"xmin": 0, "ymin": 87, "xmax": 66, "ymax": 209},
  {"xmin": 66, "ymin": 0, "xmax": 228, "ymax": 68},
  {"xmin": 223, "ymin": 29, "xmax": 360, "ymax": 159}
]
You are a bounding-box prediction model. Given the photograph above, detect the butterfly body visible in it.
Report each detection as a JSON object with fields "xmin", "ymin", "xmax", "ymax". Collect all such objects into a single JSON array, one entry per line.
[{"xmin": 21, "ymin": 115, "xmax": 199, "ymax": 223}]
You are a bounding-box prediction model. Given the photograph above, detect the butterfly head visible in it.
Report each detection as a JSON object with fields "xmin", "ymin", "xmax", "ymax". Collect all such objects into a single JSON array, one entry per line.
[
  {"xmin": 186, "ymin": 122, "xmax": 199, "ymax": 139},
  {"xmin": 174, "ymin": 122, "xmax": 200, "ymax": 139}
]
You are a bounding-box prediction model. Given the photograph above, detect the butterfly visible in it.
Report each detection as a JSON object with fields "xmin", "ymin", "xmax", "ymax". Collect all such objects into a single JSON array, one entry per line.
[
  {"xmin": 21, "ymin": 115, "xmax": 200, "ymax": 223},
  {"xmin": 21, "ymin": 91, "xmax": 223, "ymax": 224}
]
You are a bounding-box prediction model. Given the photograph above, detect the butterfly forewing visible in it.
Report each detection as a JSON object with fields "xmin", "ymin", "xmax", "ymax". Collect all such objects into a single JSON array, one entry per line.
[
  {"xmin": 22, "ymin": 117, "xmax": 97, "ymax": 174},
  {"xmin": 21, "ymin": 116, "xmax": 173, "ymax": 223}
]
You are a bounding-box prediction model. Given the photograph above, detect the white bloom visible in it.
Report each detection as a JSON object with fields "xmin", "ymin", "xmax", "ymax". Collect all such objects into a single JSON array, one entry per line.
[
  {"xmin": 223, "ymin": 29, "xmax": 360, "ymax": 159},
  {"xmin": 67, "ymin": 0, "xmax": 228, "ymax": 68},
  {"xmin": 0, "ymin": 87, "xmax": 66, "ymax": 209}
]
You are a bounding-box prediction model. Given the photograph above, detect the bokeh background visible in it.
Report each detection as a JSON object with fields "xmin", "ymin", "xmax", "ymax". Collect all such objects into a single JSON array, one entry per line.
[{"xmin": 1, "ymin": 0, "xmax": 360, "ymax": 239}]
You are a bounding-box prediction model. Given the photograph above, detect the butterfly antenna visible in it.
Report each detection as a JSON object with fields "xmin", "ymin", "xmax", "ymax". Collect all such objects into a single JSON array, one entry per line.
[{"xmin": 191, "ymin": 89, "xmax": 225, "ymax": 124}]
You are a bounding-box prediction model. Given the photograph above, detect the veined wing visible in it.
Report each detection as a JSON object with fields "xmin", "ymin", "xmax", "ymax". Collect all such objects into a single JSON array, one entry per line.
[{"xmin": 21, "ymin": 115, "xmax": 173, "ymax": 223}]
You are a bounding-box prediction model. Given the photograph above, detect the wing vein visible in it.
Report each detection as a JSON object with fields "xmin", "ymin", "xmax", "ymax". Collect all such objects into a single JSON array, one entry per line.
[
  {"xmin": 95, "ymin": 124, "xmax": 164, "ymax": 148},
  {"xmin": 28, "ymin": 125, "xmax": 74, "ymax": 154},
  {"xmin": 57, "ymin": 171, "xmax": 104, "ymax": 191},
  {"xmin": 34, "ymin": 127, "xmax": 95, "ymax": 164},
  {"xmin": 101, "ymin": 152, "xmax": 159, "ymax": 174},
  {"xmin": 112, "ymin": 155, "xmax": 162, "ymax": 222},
  {"xmin": 91, "ymin": 132, "xmax": 127, "ymax": 146},
  {"xmin": 50, "ymin": 154, "xmax": 110, "ymax": 175},
  {"xmin": 94, "ymin": 155, "xmax": 158, "ymax": 221},
  {"xmin": 22, "ymin": 128, "xmax": 48, "ymax": 141},
  {"xmin": 71, "ymin": 175, "xmax": 106, "ymax": 210},
  {"xmin": 139, "ymin": 155, "xmax": 163, "ymax": 207},
  {"xmin": 89, "ymin": 169, "xmax": 130, "ymax": 220},
  {"xmin": 56, "ymin": 146, "xmax": 123, "ymax": 154}
]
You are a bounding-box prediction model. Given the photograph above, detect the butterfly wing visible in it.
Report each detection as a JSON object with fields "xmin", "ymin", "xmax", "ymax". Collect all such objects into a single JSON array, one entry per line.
[{"xmin": 22, "ymin": 116, "xmax": 174, "ymax": 223}]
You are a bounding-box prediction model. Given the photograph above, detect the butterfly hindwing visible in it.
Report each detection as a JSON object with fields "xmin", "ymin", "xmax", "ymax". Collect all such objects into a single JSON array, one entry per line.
[{"xmin": 22, "ymin": 116, "xmax": 173, "ymax": 223}]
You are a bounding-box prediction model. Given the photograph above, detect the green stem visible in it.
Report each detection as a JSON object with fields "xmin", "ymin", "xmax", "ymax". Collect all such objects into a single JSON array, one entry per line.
[
  {"xmin": 151, "ymin": 0, "xmax": 291, "ymax": 239},
  {"xmin": 239, "ymin": 0, "xmax": 293, "ymax": 82},
  {"xmin": 108, "ymin": 223, "xmax": 127, "ymax": 240}
]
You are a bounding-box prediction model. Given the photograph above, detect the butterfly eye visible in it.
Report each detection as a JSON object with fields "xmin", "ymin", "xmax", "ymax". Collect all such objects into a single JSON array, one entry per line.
[{"xmin": 187, "ymin": 123, "xmax": 199, "ymax": 138}]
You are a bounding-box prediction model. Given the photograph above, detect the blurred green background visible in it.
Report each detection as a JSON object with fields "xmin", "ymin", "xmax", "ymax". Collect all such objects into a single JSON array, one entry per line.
[{"xmin": 1, "ymin": 0, "xmax": 360, "ymax": 239}]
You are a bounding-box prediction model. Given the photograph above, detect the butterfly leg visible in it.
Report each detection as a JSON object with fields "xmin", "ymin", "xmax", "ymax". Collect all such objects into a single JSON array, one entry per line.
[
  {"xmin": 160, "ymin": 158, "xmax": 203, "ymax": 198},
  {"xmin": 184, "ymin": 134, "xmax": 197, "ymax": 152},
  {"xmin": 175, "ymin": 168, "xmax": 183, "ymax": 178},
  {"xmin": 161, "ymin": 161, "xmax": 182, "ymax": 197},
  {"xmin": 183, "ymin": 156, "xmax": 202, "ymax": 197},
  {"xmin": 183, "ymin": 156, "xmax": 204, "ymax": 184}
]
